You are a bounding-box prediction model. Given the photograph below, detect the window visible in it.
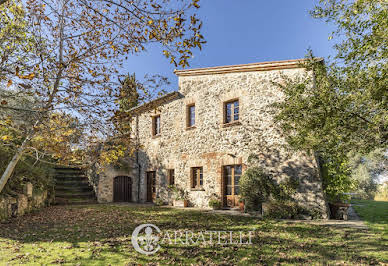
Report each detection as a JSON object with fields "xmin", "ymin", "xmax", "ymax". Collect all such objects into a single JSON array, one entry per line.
[
  {"xmin": 167, "ymin": 169, "xmax": 175, "ymax": 186},
  {"xmin": 191, "ymin": 167, "xmax": 203, "ymax": 189},
  {"xmin": 152, "ymin": 115, "xmax": 161, "ymax": 136},
  {"xmin": 224, "ymin": 99, "xmax": 239, "ymax": 124},
  {"xmin": 187, "ymin": 104, "xmax": 195, "ymax": 128}
]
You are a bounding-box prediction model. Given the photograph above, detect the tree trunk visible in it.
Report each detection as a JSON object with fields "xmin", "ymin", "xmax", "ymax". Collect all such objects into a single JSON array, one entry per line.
[{"xmin": 0, "ymin": 134, "xmax": 31, "ymax": 193}]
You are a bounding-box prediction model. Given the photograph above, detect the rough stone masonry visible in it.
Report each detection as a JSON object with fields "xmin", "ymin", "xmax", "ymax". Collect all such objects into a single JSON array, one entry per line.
[{"xmin": 96, "ymin": 59, "xmax": 328, "ymax": 218}]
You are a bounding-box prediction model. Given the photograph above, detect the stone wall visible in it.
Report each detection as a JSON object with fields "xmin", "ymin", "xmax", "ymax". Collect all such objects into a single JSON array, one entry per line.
[
  {"xmin": 0, "ymin": 183, "xmax": 51, "ymax": 222},
  {"xmin": 130, "ymin": 67, "xmax": 328, "ymax": 217}
]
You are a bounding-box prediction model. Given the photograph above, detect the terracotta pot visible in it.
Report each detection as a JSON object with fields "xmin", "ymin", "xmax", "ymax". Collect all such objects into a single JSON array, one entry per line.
[
  {"xmin": 239, "ymin": 201, "xmax": 245, "ymax": 212},
  {"xmin": 173, "ymin": 199, "xmax": 188, "ymax": 207}
]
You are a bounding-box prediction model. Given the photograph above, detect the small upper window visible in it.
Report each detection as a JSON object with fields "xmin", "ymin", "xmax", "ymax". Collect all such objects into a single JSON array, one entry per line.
[
  {"xmin": 224, "ymin": 99, "xmax": 239, "ymax": 124},
  {"xmin": 191, "ymin": 167, "xmax": 203, "ymax": 189},
  {"xmin": 152, "ymin": 115, "xmax": 161, "ymax": 136},
  {"xmin": 187, "ymin": 104, "xmax": 195, "ymax": 128},
  {"xmin": 167, "ymin": 169, "xmax": 175, "ymax": 186}
]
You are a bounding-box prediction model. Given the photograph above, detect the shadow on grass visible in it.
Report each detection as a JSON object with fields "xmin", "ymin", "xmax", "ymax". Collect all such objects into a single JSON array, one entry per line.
[
  {"xmin": 0, "ymin": 204, "xmax": 386, "ymax": 264},
  {"xmin": 352, "ymin": 200, "xmax": 388, "ymax": 226}
]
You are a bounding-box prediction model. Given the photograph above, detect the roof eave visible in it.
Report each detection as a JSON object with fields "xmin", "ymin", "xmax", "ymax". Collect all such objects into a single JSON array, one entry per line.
[
  {"xmin": 129, "ymin": 91, "xmax": 180, "ymax": 114},
  {"xmin": 174, "ymin": 58, "xmax": 324, "ymax": 77}
]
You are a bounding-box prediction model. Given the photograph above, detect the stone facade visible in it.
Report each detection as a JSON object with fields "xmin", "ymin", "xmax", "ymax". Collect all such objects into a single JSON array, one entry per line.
[{"xmin": 97, "ymin": 59, "xmax": 328, "ymax": 217}]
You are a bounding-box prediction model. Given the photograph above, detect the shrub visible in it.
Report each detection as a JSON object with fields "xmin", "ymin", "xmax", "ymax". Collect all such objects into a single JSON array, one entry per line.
[
  {"xmin": 265, "ymin": 201, "xmax": 325, "ymax": 219},
  {"xmin": 265, "ymin": 201, "xmax": 301, "ymax": 219},
  {"xmin": 154, "ymin": 198, "xmax": 164, "ymax": 206},
  {"xmin": 168, "ymin": 185, "xmax": 188, "ymax": 201},
  {"xmin": 239, "ymin": 167, "xmax": 280, "ymax": 212},
  {"xmin": 278, "ymin": 176, "xmax": 299, "ymax": 199},
  {"xmin": 308, "ymin": 207, "xmax": 325, "ymax": 220},
  {"xmin": 208, "ymin": 198, "xmax": 221, "ymax": 209}
]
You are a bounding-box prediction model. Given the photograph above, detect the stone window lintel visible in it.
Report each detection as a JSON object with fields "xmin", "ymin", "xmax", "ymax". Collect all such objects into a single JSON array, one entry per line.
[
  {"xmin": 222, "ymin": 120, "xmax": 242, "ymax": 128},
  {"xmin": 152, "ymin": 134, "xmax": 161, "ymax": 139},
  {"xmin": 186, "ymin": 125, "xmax": 197, "ymax": 130},
  {"xmin": 190, "ymin": 188, "xmax": 205, "ymax": 191}
]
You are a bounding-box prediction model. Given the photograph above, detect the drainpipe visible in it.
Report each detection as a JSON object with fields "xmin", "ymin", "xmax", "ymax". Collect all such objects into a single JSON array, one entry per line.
[
  {"xmin": 135, "ymin": 114, "xmax": 141, "ymax": 203},
  {"xmin": 137, "ymin": 152, "xmax": 141, "ymax": 203}
]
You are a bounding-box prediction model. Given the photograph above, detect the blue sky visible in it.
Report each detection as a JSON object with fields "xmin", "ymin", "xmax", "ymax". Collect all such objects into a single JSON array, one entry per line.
[{"xmin": 123, "ymin": 0, "xmax": 336, "ymax": 90}]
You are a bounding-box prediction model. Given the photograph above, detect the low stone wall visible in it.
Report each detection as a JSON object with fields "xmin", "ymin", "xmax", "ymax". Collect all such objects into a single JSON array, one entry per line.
[{"xmin": 0, "ymin": 184, "xmax": 51, "ymax": 222}]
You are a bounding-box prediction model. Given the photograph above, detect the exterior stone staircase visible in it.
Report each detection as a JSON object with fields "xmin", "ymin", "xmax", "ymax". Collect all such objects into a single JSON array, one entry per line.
[{"xmin": 54, "ymin": 168, "xmax": 96, "ymax": 204}]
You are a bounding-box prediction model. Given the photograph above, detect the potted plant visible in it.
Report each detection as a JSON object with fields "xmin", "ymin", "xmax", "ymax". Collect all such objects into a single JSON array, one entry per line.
[
  {"xmin": 169, "ymin": 185, "xmax": 188, "ymax": 207},
  {"xmin": 208, "ymin": 198, "xmax": 221, "ymax": 210},
  {"xmin": 238, "ymin": 198, "xmax": 245, "ymax": 212}
]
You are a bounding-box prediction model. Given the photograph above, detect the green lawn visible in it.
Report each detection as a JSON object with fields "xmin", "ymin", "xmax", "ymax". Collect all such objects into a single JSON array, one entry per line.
[
  {"xmin": 0, "ymin": 204, "xmax": 387, "ymax": 265},
  {"xmin": 352, "ymin": 199, "xmax": 388, "ymax": 242}
]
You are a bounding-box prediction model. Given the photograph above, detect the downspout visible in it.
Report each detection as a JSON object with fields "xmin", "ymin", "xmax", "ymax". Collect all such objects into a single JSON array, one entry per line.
[{"xmin": 136, "ymin": 114, "xmax": 141, "ymax": 203}]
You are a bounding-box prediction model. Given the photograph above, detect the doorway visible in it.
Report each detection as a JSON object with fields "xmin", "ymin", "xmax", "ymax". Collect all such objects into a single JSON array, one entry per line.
[
  {"xmin": 113, "ymin": 176, "xmax": 132, "ymax": 202},
  {"xmin": 223, "ymin": 165, "xmax": 242, "ymax": 207}
]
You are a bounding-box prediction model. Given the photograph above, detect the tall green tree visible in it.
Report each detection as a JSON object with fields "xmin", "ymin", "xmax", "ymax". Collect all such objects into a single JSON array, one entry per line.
[
  {"xmin": 119, "ymin": 74, "xmax": 141, "ymax": 111},
  {"xmin": 274, "ymin": 0, "xmax": 387, "ymax": 200}
]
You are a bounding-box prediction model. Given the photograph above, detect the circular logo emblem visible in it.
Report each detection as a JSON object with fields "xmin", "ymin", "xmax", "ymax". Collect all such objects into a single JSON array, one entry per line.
[{"xmin": 131, "ymin": 224, "xmax": 161, "ymax": 255}]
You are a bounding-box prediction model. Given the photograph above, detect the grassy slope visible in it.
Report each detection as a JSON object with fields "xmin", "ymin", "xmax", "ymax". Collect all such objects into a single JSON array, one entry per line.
[
  {"xmin": 352, "ymin": 199, "xmax": 388, "ymax": 243},
  {"xmin": 0, "ymin": 204, "xmax": 386, "ymax": 265}
]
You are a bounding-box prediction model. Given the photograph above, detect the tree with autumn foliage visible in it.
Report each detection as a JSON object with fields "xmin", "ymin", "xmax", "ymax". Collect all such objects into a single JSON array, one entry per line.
[{"xmin": 0, "ymin": 0, "xmax": 205, "ymax": 193}]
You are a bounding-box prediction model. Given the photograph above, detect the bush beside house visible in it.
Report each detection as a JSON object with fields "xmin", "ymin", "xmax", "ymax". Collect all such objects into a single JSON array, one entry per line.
[{"xmin": 239, "ymin": 166, "xmax": 324, "ymax": 219}]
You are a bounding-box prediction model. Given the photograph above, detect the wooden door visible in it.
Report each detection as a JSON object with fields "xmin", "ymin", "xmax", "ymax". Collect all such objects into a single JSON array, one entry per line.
[
  {"xmin": 146, "ymin": 171, "xmax": 156, "ymax": 202},
  {"xmin": 223, "ymin": 165, "xmax": 242, "ymax": 207},
  {"xmin": 113, "ymin": 176, "xmax": 132, "ymax": 202}
]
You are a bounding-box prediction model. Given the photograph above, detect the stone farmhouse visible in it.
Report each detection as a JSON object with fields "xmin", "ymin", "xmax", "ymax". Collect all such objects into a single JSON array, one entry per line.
[{"xmin": 96, "ymin": 58, "xmax": 328, "ymax": 217}]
